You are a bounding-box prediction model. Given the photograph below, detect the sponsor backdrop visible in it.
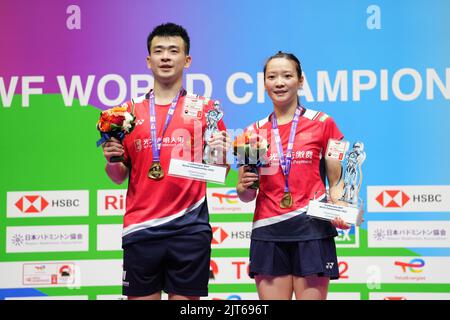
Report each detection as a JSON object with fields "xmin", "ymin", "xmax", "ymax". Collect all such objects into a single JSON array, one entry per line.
[{"xmin": 1, "ymin": 0, "xmax": 449, "ymax": 300}]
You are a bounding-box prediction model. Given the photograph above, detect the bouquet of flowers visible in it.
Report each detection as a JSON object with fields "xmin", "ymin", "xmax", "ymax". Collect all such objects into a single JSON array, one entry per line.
[
  {"xmin": 96, "ymin": 105, "xmax": 136, "ymax": 162},
  {"xmin": 233, "ymin": 132, "xmax": 269, "ymax": 189}
]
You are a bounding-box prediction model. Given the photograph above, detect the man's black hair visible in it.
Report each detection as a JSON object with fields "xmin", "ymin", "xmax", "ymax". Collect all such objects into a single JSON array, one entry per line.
[{"xmin": 147, "ymin": 22, "xmax": 190, "ymax": 55}]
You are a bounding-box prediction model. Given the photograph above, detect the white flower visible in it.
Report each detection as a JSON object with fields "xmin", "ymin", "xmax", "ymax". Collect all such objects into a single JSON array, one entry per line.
[{"xmin": 123, "ymin": 112, "xmax": 134, "ymax": 132}]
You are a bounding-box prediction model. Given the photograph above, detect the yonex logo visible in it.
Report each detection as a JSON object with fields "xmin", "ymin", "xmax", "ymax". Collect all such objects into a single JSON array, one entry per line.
[
  {"xmin": 375, "ymin": 190, "xmax": 410, "ymax": 208},
  {"xmin": 15, "ymin": 195, "xmax": 49, "ymax": 213},
  {"xmin": 212, "ymin": 227, "xmax": 229, "ymax": 244},
  {"xmin": 136, "ymin": 119, "xmax": 145, "ymax": 125},
  {"xmin": 325, "ymin": 262, "xmax": 334, "ymax": 269}
]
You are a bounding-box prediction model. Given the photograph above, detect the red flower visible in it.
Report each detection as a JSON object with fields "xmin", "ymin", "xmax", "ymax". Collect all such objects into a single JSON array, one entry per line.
[
  {"xmin": 110, "ymin": 115, "xmax": 125, "ymax": 126},
  {"xmin": 98, "ymin": 120, "xmax": 111, "ymax": 132}
]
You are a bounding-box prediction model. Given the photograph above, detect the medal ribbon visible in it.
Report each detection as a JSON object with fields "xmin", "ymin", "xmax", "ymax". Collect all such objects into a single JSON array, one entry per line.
[
  {"xmin": 149, "ymin": 88, "xmax": 185, "ymax": 163},
  {"xmin": 271, "ymin": 106, "xmax": 304, "ymax": 193}
]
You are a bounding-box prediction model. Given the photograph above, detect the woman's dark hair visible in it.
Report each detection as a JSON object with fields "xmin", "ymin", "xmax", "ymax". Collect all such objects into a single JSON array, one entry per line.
[
  {"xmin": 147, "ymin": 22, "xmax": 190, "ymax": 55},
  {"xmin": 263, "ymin": 51, "xmax": 302, "ymax": 79}
]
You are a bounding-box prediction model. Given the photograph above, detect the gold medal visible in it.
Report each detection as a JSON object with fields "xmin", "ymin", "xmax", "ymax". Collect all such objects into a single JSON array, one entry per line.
[
  {"xmin": 280, "ymin": 192, "xmax": 293, "ymax": 209},
  {"xmin": 148, "ymin": 162, "xmax": 164, "ymax": 180}
]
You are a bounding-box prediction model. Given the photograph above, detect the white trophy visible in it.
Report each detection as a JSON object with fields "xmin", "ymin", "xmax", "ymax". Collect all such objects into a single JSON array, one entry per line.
[{"xmin": 306, "ymin": 140, "xmax": 366, "ymax": 226}]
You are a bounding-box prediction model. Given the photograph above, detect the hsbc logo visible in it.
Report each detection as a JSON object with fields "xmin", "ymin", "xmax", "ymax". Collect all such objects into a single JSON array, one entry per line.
[
  {"xmin": 15, "ymin": 195, "xmax": 49, "ymax": 213},
  {"xmin": 210, "ymin": 223, "xmax": 251, "ymax": 248},
  {"xmin": 375, "ymin": 190, "xmax": 410, "ymax": 208},
  {"xmin": 368, "ymin": 186, "xmax": 450, "ymax": 212},
  {"xmin": 7, "ymin": 191, "xmax": 89, "ymax": 217},
  {"xmin": 15, "ymin": 196, "xmax": 79, "ymax": 211},
  {"xmin": 212, "ymin": 227, "xmax": 229, "ymax": 244}
]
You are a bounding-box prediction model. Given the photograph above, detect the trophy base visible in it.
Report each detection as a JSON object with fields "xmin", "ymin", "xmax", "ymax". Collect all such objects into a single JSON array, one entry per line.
[
  {"xmin": 306, "ymin": 190, "xmax": 364, "ymax": 226},
  {"xmin": 167, "ymin": 158, "xmax": 227, "ymax": 184}
]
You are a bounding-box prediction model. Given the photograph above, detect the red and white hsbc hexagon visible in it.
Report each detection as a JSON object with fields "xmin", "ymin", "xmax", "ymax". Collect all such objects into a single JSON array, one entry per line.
[
  {"xmin": 210, "ymin": 223, "xmax": 252, "ymax": 248},
  {"xmin": 7, "ymin": 190, "xmax": 89, "ymax": 217}
]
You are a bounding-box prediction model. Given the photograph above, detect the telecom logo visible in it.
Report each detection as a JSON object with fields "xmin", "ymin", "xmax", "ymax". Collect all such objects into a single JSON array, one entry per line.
[
  {"xmin": 212, "ymin": 227, "xmax": 229, "ymax": 244},
  {"xmin": 211, "ymin": 190, "xmax": 239, "ymax": 204},
  {"xmin": 375, "ymin": 190, "xmax": 410, "ymax": 208},
  {"xmin": 15, "ymin": 195, "xmax": 49, "ymax": 213},
  {"xmin": 394, "ymin": 258, "xmax": 426, "ymax": 273}
]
